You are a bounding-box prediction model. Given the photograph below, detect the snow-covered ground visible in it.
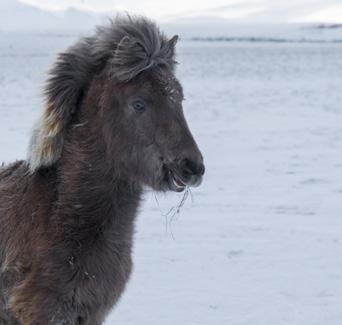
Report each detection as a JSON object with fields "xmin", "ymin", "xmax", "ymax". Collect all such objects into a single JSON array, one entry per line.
[{"xmin": 0, "ymin": 32, "xmax": 342, "ymax": 325}]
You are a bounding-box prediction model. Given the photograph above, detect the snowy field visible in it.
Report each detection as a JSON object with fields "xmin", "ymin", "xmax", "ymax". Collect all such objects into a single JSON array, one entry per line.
[{"xmin": 0, "ymin": 32, "xmax": 342, "ymax": 325}]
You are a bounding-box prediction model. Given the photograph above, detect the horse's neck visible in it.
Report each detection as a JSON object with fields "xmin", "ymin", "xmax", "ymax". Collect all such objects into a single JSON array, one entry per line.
[{"xmin": 55, "ymin": 134, "xmax": 142, "ymax": 248}]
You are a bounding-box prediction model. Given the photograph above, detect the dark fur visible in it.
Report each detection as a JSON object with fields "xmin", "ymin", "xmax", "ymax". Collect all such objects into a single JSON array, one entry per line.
[{"xmin": 0, "ymin": 15, "xmax": 204, "ymax": 325}]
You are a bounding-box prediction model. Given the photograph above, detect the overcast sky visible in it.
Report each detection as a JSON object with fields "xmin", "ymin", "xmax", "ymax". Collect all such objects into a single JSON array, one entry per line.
[{"xmin": 20, "ymin": 0, "xmax": 342, "ymax": 23}]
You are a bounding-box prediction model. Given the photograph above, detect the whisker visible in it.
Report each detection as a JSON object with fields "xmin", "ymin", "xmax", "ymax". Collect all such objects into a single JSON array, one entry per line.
[
  {"xmin": 153, "ymin": 192, "xmax": 169, "ymax": 236},
  {"xmin": 163, "ymin": 187, "xmax": 191, "ymax": 239},
  {"xmin": 188, "ymin": 187, "xmax": 194, "ymax": 204}
]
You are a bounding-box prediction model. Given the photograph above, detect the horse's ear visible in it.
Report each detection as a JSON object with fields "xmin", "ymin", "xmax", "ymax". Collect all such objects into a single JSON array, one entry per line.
[
  {"xmin": 112, "ymin": 35, "xmax": 151, "ymax": 81},
  {"xmin": 116, "ymin": 35, "xmax": 134, "ymax": 52},
  {"xmin": 169, "ymin": 35, "xmax": 179, "ymax": 48},
  {"xmin": 28, "ymin": 39, "xmax": 92, "ymax": 172},
  {"xmin": 167, "ymin": 35, "xmax": 178, "ymax": 58}
]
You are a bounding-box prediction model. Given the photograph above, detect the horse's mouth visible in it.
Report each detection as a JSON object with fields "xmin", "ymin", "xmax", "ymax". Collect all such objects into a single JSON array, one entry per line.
[
  {"xmin": 162, "ymin": 163, "xmax": 203, "ymax": 192},
  {"xmin": 167, "ymin": 170, "xmax": 187, "ymax": 192}
]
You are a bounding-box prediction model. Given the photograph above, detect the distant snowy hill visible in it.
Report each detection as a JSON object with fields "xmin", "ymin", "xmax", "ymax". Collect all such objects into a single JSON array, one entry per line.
[
  {"xmin": 163, "ymin": 17, "xmax": 342, "ymax": 42},
  {"xmin": 0, "ymin": 0, "xmax": 103, "ymax": 31},
  {"xmin": 0, "ymin": 1, "xmax": 341, "ymax": 42}
]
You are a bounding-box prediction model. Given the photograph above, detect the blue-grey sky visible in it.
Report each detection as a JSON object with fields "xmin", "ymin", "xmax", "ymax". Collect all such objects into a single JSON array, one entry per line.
[{"xmin": 20, "ymin": 0, "xmax": 342, "ymax": 23}]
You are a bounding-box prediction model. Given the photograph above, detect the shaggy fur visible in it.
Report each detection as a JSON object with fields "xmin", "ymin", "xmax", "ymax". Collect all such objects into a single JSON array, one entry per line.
[
  {"xmin": 28, "ymin": 15, "xmax": 177, "ymax": 172},
  {"xmin": 0, "ymin": 15, "xmax": 204, "ymax": 325}
]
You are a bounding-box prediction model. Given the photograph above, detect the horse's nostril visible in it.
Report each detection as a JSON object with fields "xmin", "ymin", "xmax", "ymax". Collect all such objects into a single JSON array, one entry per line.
[
  {"xmin": 181, "ymin": 159, "xmax": 205, "ymax": 177},
  {"xmin": 198, "ymin": 163, "xmax": 205, "ymax": 176}
]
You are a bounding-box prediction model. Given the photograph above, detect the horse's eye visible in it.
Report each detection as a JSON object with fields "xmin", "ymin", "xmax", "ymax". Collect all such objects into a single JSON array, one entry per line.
[{"xmin": 131, "ymin": 100, "xmax": 146, "ymax": 112}]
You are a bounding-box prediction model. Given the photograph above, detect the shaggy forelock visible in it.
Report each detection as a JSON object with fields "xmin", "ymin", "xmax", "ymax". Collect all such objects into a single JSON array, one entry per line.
[
  {"xmin": 27, "ymin": 15, "xmax": 179, "ymax": 172},
  {"xmin": 95, "ymin": 15, "xmax": 178, "ymax": 81}
]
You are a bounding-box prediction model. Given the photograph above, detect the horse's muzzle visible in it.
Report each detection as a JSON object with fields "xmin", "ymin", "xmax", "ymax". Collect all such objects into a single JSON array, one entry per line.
[{"xmin": 166, "ymin": 158, "xmax": 205, "ymax": 192}]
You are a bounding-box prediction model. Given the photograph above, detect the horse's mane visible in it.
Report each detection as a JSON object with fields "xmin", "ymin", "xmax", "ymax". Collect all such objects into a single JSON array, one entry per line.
[{"xmin": 28, "ymin": 15, "xmax": 178, "ymax": 173}]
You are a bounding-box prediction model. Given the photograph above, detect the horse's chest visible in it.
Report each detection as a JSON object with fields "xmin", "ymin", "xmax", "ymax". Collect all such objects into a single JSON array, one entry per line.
[{"xmin": 73, "ymin": 239, "xmax": 133, "ymax": 313}]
